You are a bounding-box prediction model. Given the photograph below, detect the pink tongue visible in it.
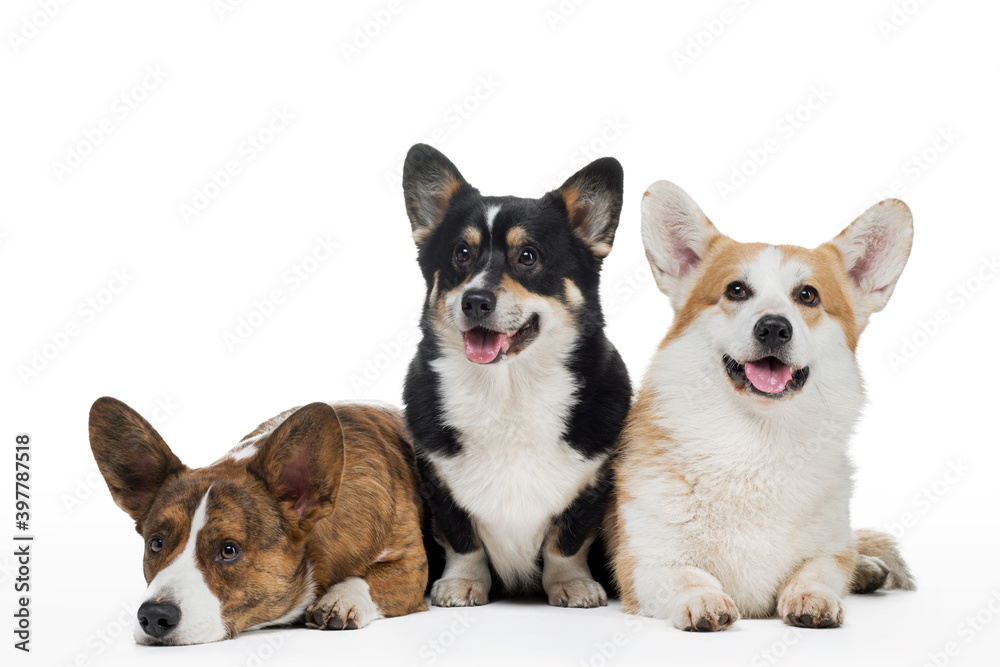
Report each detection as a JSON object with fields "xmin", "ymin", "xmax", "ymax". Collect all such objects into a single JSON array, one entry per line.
[
  {"xmin": 744, "ymin": 358, "xmax": 793, "ymax": 393},
  {"xmin": 464, "ymin": 329, "xmax": 511, "ymax": 364}
]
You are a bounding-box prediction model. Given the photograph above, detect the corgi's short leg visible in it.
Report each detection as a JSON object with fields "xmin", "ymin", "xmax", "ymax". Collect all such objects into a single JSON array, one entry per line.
[
  {"xmin": 778, "ymin": 550, "xmax": 854, "ymax": 628},
  {"xmin": 307, "ymin": 550, "xmax": 429, "ymax": 629},
  {"xmin": 542, "ymin": 535, "xmax": 606, "ymax": 608},
  {"xmin": 633, "ymin": 564, "xmax": 739, "ymax": 632},
  {"xmin": 306, "ymin": 577, "xmax": 384, "ymax": 630},
  {"xmin": 431, "ymin": 546, "xmax": 491, "ymax": 607},
  {"xmin": 542, "ymin": 471, "xmax": 612, "ymax": 608}
]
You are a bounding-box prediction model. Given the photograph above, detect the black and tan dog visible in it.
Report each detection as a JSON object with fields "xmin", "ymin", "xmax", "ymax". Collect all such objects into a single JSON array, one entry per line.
[
  {"xmin": 401, "ymin": 144, "xmax": 632, "ymax": 607},
  {"xmin": 89, "ymin": 398, "xmax": 428, "ymax": 644}
]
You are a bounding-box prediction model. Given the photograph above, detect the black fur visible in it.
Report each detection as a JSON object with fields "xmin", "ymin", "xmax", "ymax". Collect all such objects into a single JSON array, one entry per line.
[{"xmin": 401, "ymin": 144, "xmax": 631, "ymax": 598}]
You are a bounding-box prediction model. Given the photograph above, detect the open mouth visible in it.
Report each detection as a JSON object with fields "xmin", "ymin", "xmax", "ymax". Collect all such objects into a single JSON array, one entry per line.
[
  {"xmin": 723, "ymin": 355, "xmax": 809, "ymax": 398},
  {"xmin": 463, "ymin": 314, "xmax": 540, "ymax": 364}
]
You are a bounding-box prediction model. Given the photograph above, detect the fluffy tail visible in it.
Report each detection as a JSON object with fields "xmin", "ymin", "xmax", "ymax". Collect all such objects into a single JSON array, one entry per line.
[{"xmin": 851, "ymin": 528, "xmax": 916, "ymax": 593}]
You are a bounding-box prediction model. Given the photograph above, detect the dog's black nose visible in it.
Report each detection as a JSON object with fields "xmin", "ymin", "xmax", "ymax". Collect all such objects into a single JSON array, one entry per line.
[
  {"xmin": 462, "ymin": 289, "xmax": 496, "ymax": 322},
  {"xmin": 137, "ymin": 601, "xmax": 180, "ymax": 638},
  {"xmin": 754, "ymin": 315, "xmax": 792, "ymax": 348}
]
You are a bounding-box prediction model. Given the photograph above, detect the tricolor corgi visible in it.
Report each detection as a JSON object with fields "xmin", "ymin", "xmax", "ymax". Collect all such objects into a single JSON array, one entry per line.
[
  {"xmin": 607, "ymin": 182, "xmax": 916, "ymax": 631},
  {"xmin": 89, "ymin": 398, "xmax": 428, "ymax": 645},
  {"xmin": 401, "ymin": 144, "xmax": 632, "ymax": 607}
]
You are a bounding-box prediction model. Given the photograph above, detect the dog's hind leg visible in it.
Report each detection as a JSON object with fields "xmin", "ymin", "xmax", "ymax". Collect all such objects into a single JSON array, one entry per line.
[{"xmin": 852, "ymin": 528, "xmax": 916, "ymax": 592}]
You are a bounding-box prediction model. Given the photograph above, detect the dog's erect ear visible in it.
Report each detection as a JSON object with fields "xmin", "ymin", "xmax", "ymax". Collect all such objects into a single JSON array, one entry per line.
[
  {"xmin": 555, "ymin": 157, "xmax": 624, "ymax": 258},
  {"xmin": 641, "ymin": 180, "xmax": 721, "ymax": 310},
  {"xmin": 403, "ymin": 144, "xmax": 470, "ymax": 245},
  {"xmin": 246, "ymin": 403, "xmax": 345, "ymax": 527},
  {"xmin": 89, "ymin": 397, "xmax": 186, "ymax": 527},
  {"xmin": 827, "ymin": 199, "xmax": 913, "ymax": 331}
]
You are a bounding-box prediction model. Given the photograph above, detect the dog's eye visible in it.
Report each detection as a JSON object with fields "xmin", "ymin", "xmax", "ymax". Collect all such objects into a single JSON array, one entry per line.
[
  {"xmin": 148, "ymin": 537, "xmax": 164, "ymax": 554},
  {"xmin": 219, "ymin": 543, "xmax": 241, "ymax": 561},
  {"xmin": 797, "ymin": 285, "xmax": 820, "ymax": 306},
  {"xmin": 726, "ymin": 281, "xmax": 750, "ymax": 301},
  {"xmin": 519, "ymin": 247, "xmax": 538, "ymax": 267},
  {"xmin": 454, "ymin": 243, "xmax": 472, "ymax": 265}
]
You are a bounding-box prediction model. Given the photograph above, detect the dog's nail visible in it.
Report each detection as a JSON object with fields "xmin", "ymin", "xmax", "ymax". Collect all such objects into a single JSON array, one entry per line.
[
  {"xmin": 786, "ymin": 613, "xmax": 796, "ymax": 623},
  {"xmin": 331, "ymin": 617, "xmax": 345, "ymax": 630},
  {"xmin": 799, "ymin": 614, "xmax": 813, "ymax": 626},
  {"xmin": 718, "ymin": 613, "xmax": 730, "ymax": 626},
  {"xmin": 818, "ymin": 618, "xmax": 833, "ymax": 628},
  {"xmin": 696, "ymin": 618, "xmax": 711, "ymax": 631},
  {"xmin": 312, "ymin": 610, "xmax": 326, "ymax": 627}
]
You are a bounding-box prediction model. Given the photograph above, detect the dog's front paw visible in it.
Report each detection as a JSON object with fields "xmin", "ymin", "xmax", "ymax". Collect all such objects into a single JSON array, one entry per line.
[
  {"xmin": 779, "ymin": 586, "xmax": 843, "ymax": 628},
  {"xmin": 306, "ymin": 577, "xmax": 383, "ymax": 630},
  {"xmin": 672, "ymin": 591, "xmax": 739, "ymax": 632},
  {"xmin": 430, "ymin": 577, "xmax": 489, "ymax": 607},
  {"xmin": 545, "ymin": 577, "xmax": 607, "ymax": 608}
]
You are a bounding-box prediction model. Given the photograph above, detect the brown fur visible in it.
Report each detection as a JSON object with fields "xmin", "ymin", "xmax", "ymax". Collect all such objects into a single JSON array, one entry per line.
[
  {"xmin": 605, "ymin": 388, "xmax": 692, "ymax": 615},
  {"xmin": 89, "ymin": 398, "xmax": 427, "ymax": 639},
  {"xmin": 658, "ymin": 236, "xmax": 859, "ymax": 351}
]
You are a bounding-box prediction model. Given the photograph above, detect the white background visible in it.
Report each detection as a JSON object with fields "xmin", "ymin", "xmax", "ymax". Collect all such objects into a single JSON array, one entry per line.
[{"xmin": 3, "ymin": 1, "xmax": 999, "ymax": 665}]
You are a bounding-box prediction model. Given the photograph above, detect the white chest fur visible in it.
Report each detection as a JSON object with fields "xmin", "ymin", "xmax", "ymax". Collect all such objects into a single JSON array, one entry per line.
[
  {"xmin": 621, "ymin": 340, "xmax": 864, "ymax": 616},
  {"xmin": 429, "ymin": 345, "xmax": 603, "ymax": 588}
]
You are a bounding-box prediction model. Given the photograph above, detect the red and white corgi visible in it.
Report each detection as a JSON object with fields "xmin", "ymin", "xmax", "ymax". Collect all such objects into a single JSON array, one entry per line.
[
  {"xmin": 89, "ymin": 398, "xmax": 428, "ymax": 645},
  {"xmin": 607, "ymin": 182, "xmax": 916, "ymax": 631}
]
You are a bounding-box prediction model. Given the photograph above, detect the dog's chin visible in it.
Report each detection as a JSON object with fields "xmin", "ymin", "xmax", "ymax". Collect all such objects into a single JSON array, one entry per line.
[
  {"xmin": 462, "ymin": 314, "xmax": 540, "ymax": 364},
  {"xmin": 723, "ymin": 354, "xmax": 809, "ymax": 400}
]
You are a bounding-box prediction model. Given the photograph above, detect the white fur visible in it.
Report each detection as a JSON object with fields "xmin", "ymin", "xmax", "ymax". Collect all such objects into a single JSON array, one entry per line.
[
  {"xmin": 431, "ymin": 547, "xmax": 492, "ymax": 606},
  {"xmin": 312, "ymin": 577, "xmax": 384, "ymax": 629},
  {"xmin": 135, "ymin": 490, "xmax": 227, "ymax": 645},
  {"xmin": 619, "ymin": 248, "xmax": 861, "ymax": 621},
  {"xmin": 640, "ymin": 180, "xmax": 719, "ymax": 310},
  {"xmin": 829, "ymin": 199, "xmax": 913, "ymax": 332},
  {"xmin": 429, "ymin": 299, "xmax": 603, "ymax": 589},
  {"xmin": 485, "ymin": 204, "xmax": 501, "ymax": 231}
]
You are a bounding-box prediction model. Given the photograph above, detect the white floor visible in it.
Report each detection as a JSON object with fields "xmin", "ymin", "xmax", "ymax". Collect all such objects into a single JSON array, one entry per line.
[{"xmin": 36, "ymin": 534, "xmax": 999, "ymax": 667}]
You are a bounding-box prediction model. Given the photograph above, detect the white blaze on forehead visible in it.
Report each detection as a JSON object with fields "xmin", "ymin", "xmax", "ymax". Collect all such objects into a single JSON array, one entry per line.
[
  {"xmin": 485, "ymin": 204, "xmax": 501, "ymax": 231},
  {"xmin": 743, "ymin": 246, "xmax": 807, "ymax": 314},
  {"xmin": 135, "ymin": 489, "xmax": 227, "ymax": 645}
]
